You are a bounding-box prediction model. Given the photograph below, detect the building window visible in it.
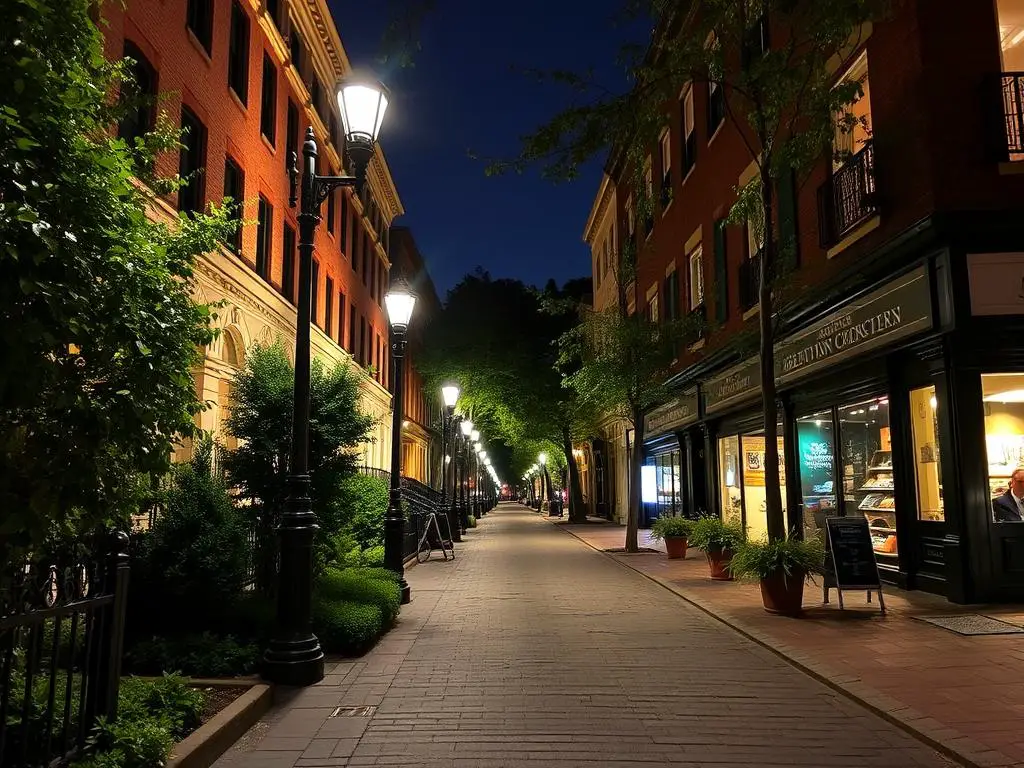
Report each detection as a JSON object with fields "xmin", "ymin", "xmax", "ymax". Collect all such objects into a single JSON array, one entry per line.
[
  {"xmin": 643, "ymin": 161, "xmax": 654, "ymax": 236},
  {"xmin": 311, "ymin": 259, "xmax": 320, "ymax": 325},
  {"xmin": 910, "ymin": 385, "xmax": 943, "ymax": 523},
  {"xmin": 282, "ymin": 223, "xmax": 296, "ymax": 303},
  {"xmin": 289, "ymin": 27, "xmax": 307, "ymax": 81},
  {"xmin": 325, "ymin": 277, "xmax": 334, "ymax": 338},
  {"xmin": 983, "ymin": 374, "xmax": 1024, "ymax": 522},
  {"xmin": 680, "ymin": 85, "xmax": 696, "ymax": 177},
  {"xmin": 840, "ymin": 397, "xmax": 896, "ymax": 560},
  {"xmin": 659, "ymin": 130, "xmax": 672, "ymax": 208},
  {"xmin": 359, "ymin": 315, "xmax": 367, "ymax": 366},
  {"xmin": 223, "ymin": 157, "xmax": 244, "ymax": 254},
  {"xmin": 833, "ymin": 52, "xmax": 873, "ymax": 171},
  {"xmin": 718, "ymin": 430, "xmax": 788, "ymax": 541},
  {"xmin": 707, "ymin": 34, "xmax": 725, "ymax": 136},
  {"xmin": 178, "ymin": 106, "xmax": 206, "ymax": 215},
  {"xmin": 338, "ymin": 291, "xmax": 347, "ymax": 348},
  {"xmin": 688, "ymin": 244, "xmax": 704, "ymax": 310},
  {"xmin": 228, "ymin": 1, "xmax": 249, "ymax": 105},
  {"xmin": 255, "ymin": 196, "xmax": 273, "ymax": 280},
  {"xmin": 339, "ymin": 192, "xmax": 348, "ymax": 255},
  {"xmin": 327, "ymin": 188, "xmax": 336, "ymax": 234},
  {"xmin": 370, "ymin": 256, "xmax": 377, "ymax": 301},
  {"xmin": 261, "ymin": 53, "xmax": 277, "ymax": 146},
  {"xmin": 646, "ymin": 285, "xmax": 659, "ymax": 323},
  {"xmin": 796, "ymin": 411, "xmax": 837, "ymax": 540},
  {"xmin": 286, "ymin": 100, "xmax": 298, "ymax": 167},
  {"xmin": 186, "ymin": 0, "xmax": 214, "ymax": 56},
  {"xmin": 266, "ymin": 0, "xmax": 282, "ymax": 30},
  {"xmin": 349, "ymin": 304, "xmax": 356, "ymax": 354},
  {"xmin": 119, "ymin": 42, "xmax": 157, "ymax": 143},
  {"xmin": 626, "ymin": 194, "xmax": 635, "ymax": 239}
]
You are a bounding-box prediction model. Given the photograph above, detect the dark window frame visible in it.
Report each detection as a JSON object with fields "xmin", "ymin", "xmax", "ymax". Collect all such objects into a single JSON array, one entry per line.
[
  {"xmin": 325, "ymin": 277, "xmax": 334, "ymax": 338},
  {"xmin": 327, "ymin": 188, "xmax": 336, "ymax": 235},
  {"xmin": 282, "ymin": 223, "xmax": 296, "ymax": 303},
  {"xmin": 119, "ymin": 41, "xmax": 158, "ymax": 143},
  {"xmin": 178, "ymin": 105, "xmax": 207, "ymax": 215},
  {"xmin": 186, "ymin": 0, "xmax": 214, "ymax": 56},
  {"xmin": 256, "ymin": 195, "xmax": 273, "ymax": 280},
  {"xmin": 260, "ymin": 52, "xmax": 278, "ymax": 145},
  {"xmin": 228, "ymin": 0, "xmax": 250, "ymax": 105},
  {"xmin": 311, "ymin": 259, "xmax": 320, "ymax": 325},
  {"xmin": 286, "ymin": 100, "xmax": 299, "ymax": 168},
  {"xmin": 223, "ymin": 156, "xmax": 244, "ymax": 254}
]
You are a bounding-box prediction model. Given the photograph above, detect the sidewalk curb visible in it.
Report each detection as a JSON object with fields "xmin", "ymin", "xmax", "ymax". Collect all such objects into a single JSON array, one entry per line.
[{"xmin": 548, "ymin": 518, "xmax": 1011, "ymax": 768}]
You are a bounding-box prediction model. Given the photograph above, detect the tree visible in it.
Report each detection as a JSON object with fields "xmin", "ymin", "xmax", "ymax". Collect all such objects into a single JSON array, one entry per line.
[
  {"xmin": 222, "ymin": 341, "xmax": 376, "ymax": 586},
  {"xmin": 417, "ymin": 270, "xmax": 594, "ymax": 522},
  {"xmin": 496, "ymin": 0, "xmax": 886, "ymax": 541},
  {"xmin": 0, "ymin": 0, "xmax": 238, "ymax": 559}
]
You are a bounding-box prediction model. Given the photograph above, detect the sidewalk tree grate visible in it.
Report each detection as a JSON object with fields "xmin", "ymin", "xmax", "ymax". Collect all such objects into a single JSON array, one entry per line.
[
  {"xmin": 330, "ymin": 706, "xmax": 377, "ymax": 717},
  {"xmin": 915, "ymin": 614, "xmax": 1024, "ymax": 635}
]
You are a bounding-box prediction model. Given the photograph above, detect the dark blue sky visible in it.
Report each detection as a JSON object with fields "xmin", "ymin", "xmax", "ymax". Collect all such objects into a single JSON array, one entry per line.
[{"xmin": 327, "ymin": 0, "xmax": 645, "ymax": 298}]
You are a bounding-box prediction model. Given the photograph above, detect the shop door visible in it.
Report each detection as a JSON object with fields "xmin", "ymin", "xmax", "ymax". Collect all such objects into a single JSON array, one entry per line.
[
  {"xmin": 795, "ymin": 411, "xmax": 838, "ymax": 543},
  {"xmin": 981, "ymin": 374, "xmax": 1024, "ymax": 590}
]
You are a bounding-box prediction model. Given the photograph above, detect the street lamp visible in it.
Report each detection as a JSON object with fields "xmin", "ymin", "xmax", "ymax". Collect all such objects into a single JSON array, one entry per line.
[
  {"xmin": 459, "ymin": 419, "xmax": 473, "ymax": 530},
  {"xmin": 384, "ymin": 274, "xmax": 417, "ymax": 605},
  {"xmin": 265, "ymin": 74, "xmax": 388, "ymax": 687},
  {"xmin": 440, "ymin": 384, "xmax": 460, "ymax": 542}
]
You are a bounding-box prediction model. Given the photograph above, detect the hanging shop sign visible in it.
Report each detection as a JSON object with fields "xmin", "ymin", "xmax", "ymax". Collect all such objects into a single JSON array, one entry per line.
[
  {"xmin": 645, "ymin": 388, "xmax": 700, "ymax": 436},
  {"xmin": 775, "ymin": 266, "xmax": 932, "ymax": 386},
  {"xmin": 704, "ymin": 358, "xmax": 761, "ymax": 415}
]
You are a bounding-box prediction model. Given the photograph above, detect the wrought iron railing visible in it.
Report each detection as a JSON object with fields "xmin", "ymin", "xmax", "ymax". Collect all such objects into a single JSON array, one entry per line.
[
  {"xmin": 817, "ymin": 141, "xmax": 878, "ymax": 247},
  {"xmin": 1003, "ymin": 72, "xmax": 1024, "ymax": 155},
  {"xmin": 739, "ymin": 251, "xmax": 761, "ymax": 313},
  {"xmin": 0, "ymin": 533, "xmax": 129, "ymax": 768},
  {"xmin": 357, "ymin": 467, "xmax": 436, "ymax": 559}
]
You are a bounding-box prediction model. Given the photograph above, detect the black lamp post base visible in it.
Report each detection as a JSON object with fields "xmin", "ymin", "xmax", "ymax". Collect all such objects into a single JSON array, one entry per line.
[
  {"xmin": 400, "ymin": 578, "xmax": 411, "ymax": 604},
  {"xmin": 263, "ymin": 636, "xmax": 325, "ymax": 687}
]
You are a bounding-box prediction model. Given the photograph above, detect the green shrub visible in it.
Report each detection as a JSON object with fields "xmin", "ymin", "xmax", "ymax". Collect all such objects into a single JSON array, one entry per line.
[
  {"xmin": 312, "ymin": 599, "xmax": 384, "ymax": 655},
  {"xmin": 688, "ymin": 517, "xmax": 746, "ymax": 552},
  {"xmin": 221, "ymin": 591, "xmax": 276, "ymax": 641},
  {"xmin": 729, "ymin": 537, "xmax": 825, "ymax": 582},
  {"xmin": 124, "ymin": 633, "xmax": 260, "ymax": 677},
  {"xmin": 649, "ymin": 515, "xmax": 694, "ymax": 540},
  {"xmin": 128, "ymin": 440, "xmax": 250, "ymax": 637},
  {"xmin": 337, "ymin": 474, "xmax": 390, "ymax": 549},
  {"xmin": 348, "ymin": 566, "xmax": 399, "ymax": 584},
  {"xmin": 316, "ymin": 567, "xmax": 401, "ymax": 626}
]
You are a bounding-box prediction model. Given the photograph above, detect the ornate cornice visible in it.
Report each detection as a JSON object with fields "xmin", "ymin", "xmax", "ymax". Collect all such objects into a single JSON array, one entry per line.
[{"xmin": 583, "ymin": 174, "xmax": 616, "ymax": 246}]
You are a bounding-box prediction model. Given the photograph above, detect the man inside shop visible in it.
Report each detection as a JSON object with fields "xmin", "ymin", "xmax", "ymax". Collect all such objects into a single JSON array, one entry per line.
[{"xmin": 993, "ymin": 468, "xmax": 1024, "ymax": 522}]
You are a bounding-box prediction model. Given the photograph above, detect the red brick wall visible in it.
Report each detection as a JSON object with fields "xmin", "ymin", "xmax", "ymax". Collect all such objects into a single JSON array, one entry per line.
[{"xmin": 101, "ymin": 0, "xmax": 389, "ymax": 365}]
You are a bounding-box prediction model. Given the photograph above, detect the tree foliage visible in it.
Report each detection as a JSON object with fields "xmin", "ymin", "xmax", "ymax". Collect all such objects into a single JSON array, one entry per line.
[
  {"xmin": 222, "ymin": 341, "xmax": 377, "ymax": 581},
  {"xmin": 0, "ymin": 0, "xmax": 239, "ymax": 558}
]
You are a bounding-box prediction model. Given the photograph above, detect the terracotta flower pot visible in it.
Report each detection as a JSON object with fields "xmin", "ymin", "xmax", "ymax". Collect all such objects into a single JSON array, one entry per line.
[
  {"xmin": 759, "ymin": 569, "xmax": 806, "ymax": 616},
  {"xmin": 664, "ymin": 536, "xmax": 688, "ymax": 559},
  {"xmin": 706, "ymin": 548, "xmax": 734, "ymax": 580}
]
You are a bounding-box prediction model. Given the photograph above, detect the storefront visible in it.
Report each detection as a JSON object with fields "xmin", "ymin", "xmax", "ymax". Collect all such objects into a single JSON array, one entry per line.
[{"xmin": 642, "ymin": 390, "xmax": 699, "ymax": 525}]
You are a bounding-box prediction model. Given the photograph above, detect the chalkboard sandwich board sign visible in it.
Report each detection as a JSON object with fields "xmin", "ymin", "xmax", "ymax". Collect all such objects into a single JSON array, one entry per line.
[{"xmin": 823, "ymin": 516, "xmax": 886, "ymax": 614}]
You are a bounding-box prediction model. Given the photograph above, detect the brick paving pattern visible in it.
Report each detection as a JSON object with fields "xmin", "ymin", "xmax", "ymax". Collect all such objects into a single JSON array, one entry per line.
[
  {"xmin": 559, "ymin": 519, "xmax": 1024, "ymax": 768},
  {"xmin": 215, "ymin": 504, "xmax": 955, "ymax": 768}
]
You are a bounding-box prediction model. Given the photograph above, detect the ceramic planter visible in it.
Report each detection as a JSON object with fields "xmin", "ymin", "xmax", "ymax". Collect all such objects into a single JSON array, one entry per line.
[
  {"xmin": 705, "ymin": 547, "xmax": 734, "ymax": 580},
  {"xmin": 759, "ymin": 569, "xmax": 805, "ymax": 616},
  {"xmin": 664, "ymin": 536, "xmax": 688, "ymax": 559}
]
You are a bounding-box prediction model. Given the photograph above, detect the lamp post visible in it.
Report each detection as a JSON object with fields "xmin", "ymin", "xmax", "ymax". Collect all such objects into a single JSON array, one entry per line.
[
  {"xmin": 479, "ymin": 450, "xmax": 488, "ymax": 515},
  {"xmin": 264, "ymin": 74, "xmax": 389, "ymax": 687},
  {"xmin": 384, "ymin": 275, "xmax": 417, "ymax": 605},
  {"xmin": 459, "ymin": 419, "xmax": 473, "ymax": 531},
  {"xmin": 472, "ymin": 439, "xmax": 482, "ymax": 519},
  {"xmin": 441, "ymin": 384, "xmax": 461, "ymax": 543}
]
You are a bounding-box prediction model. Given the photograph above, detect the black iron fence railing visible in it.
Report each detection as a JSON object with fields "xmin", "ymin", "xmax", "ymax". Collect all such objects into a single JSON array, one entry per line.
[
  {"xmin": 1, "ymin": 533, "xmax": 129, "ymax": 768},
  {"xmin": 817, "ymin": 141, "xmax": 878, "ymax": 248},
  {"xmin": 1003, "ymin": 72, "xmax": 1024, "ymax": 155},
  {"xmin": 739, "ymin": 252, "xmax": 761, "ymax": 313},
  {"xmin": 357, "ymin": 467, "xmax": 438, "ymax": 559}
]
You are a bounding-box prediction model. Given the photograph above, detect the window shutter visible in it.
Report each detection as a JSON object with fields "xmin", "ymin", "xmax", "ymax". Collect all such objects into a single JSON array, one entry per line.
[
  {"xmin": 777, "ymin": 170, "xmax": 799, "ymax": 271},
  {"xmin": 714, "ymin": 219, "xmax": 728, "ymax": 324}
]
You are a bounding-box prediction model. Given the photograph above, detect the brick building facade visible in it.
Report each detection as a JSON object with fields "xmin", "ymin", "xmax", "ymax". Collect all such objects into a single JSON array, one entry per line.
[
  {"xmin": 101, "ymin": 0, "xmax": 404, "ymax": 470},
  {"xmin": 585, "ymin": 0, "xmax": 1024, "ymax": 603}
]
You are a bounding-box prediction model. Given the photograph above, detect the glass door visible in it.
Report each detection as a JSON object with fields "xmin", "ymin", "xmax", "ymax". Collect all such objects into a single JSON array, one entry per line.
[{"xmin": 796, "ymin": 411, "xmax": 838, "ymax": 541}]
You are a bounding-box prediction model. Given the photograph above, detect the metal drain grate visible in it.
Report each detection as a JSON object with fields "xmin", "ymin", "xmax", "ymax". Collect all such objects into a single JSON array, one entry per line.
[
  {"xmin": 330, "ymin": 706, "xmax": 377, "ymax": 717},
  {"xmin": 915, "ymin": 614, "xmax": 1024, "ymax": 636}
]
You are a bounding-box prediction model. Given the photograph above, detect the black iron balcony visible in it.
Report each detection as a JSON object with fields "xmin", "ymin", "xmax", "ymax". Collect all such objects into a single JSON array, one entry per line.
[
  {"xmin": 817, "ymin": 141, "xmax": 878, "ymax": 248},
  {"xmin": 1002, "ymin": 72, "xmax": 1024, "ymax": 155},
  {"xmin": 739, "ymin": 251, "xmax": 761, "ymax": 313}
]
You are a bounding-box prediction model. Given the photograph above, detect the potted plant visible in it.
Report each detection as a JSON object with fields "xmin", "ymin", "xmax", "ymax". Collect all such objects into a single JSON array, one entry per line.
[
  {"xmin": 649, "ymin": 516, "xmax": 694, "ymax": 559},
  {"xmin": 728, "ymin": 537, "xmax": 824, "ymax": 616},
  {"xmin": 688, "ymin": 517, "xmax": 745, "ymax": 580}
]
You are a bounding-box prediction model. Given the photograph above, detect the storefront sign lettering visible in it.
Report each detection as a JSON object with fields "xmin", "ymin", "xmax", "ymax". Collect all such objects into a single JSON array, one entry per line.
[
  {"xmin": 775, "ymin": 267, "xmax": 932, "ymax": 386},
  {"xmin": 645, "ymin": 388, "xmax": 699, "ymax": 436},
  {"xmin": 704, "ymin": 359, "xmax": 762, "ymax": 415}
]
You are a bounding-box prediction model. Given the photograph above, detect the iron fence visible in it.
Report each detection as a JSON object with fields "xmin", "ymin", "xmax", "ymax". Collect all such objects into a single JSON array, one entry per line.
[
  {"xmin": 0, "ymin": 533, "xmax": 129, "ymax": 768},
  {"xmin": 817, "ymin": 141, "xmax": 878, "ymax": 247}
]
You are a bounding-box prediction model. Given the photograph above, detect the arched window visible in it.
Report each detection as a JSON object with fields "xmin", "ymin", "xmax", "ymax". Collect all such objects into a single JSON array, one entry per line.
[{"xmin": 119, "ymin": 41, "xmax": 157, "ymax": 143}]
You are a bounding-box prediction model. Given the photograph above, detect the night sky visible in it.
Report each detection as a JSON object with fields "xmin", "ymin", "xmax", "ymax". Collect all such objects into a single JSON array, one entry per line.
[{"xmin": 327, "ymin": 0, "xmax": 646, "ymax": 298}]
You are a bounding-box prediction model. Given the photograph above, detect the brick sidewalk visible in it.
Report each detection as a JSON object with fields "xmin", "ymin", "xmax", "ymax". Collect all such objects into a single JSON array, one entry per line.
[
  {"xmin": 215, "ymin": 504, "xmax": 955, "ymax": 768},
  {"xmin": 549, "ymin": 516, "xmax": 1024, "ymax": 768}
]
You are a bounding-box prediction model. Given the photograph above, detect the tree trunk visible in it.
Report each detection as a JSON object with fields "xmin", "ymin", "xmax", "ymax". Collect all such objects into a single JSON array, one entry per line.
[
  {"xmin": 562, "ymin": 427, "xmax": 587, "ymax": 523},
  {"xmin": 625, "ymin": 406, "xmax": 645, "ymax": 553},
  {"xmin": 759, "ymin": 173, "xmax": 786, "ymax": 541},
  {"xmin": 543, "ymin": 467, "xmax": 554, "ymax": 511}
]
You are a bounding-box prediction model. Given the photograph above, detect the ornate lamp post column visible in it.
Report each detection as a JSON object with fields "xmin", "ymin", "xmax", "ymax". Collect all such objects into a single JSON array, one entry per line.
[
  {"xmin": 384, "ymin": 276, "xmax": 417, "ymax": 605},
  {"xmin": 459, "ymin": 419, "xmax": 473, "ymax": 530},
  {"xmin": 264, "ymin": 75, "xmax": 389, "ymax": 687},
  {"xmin": 441, "ymin": 384, "xmax": 461, "ymax": 542}
]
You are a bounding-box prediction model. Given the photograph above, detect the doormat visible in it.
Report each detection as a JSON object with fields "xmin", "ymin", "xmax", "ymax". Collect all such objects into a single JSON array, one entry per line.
[
  {"xmin": 603, "ymin": 547, "xmax": 660, "ymax": 554},
  {"xmin": 915, "ymin": 614, "xmax": 1024, "ymax": 636}
]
